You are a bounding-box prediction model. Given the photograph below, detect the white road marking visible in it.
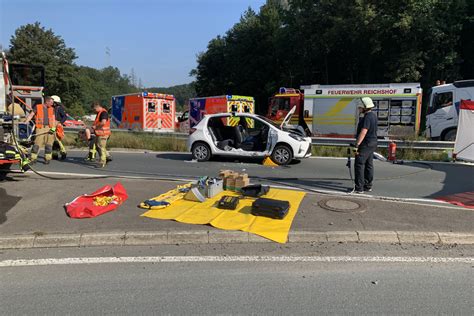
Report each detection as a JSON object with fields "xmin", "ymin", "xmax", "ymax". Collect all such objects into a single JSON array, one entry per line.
[{"xmin": 0, "ymin": 256, "xmax": 472, "ymax": 267}]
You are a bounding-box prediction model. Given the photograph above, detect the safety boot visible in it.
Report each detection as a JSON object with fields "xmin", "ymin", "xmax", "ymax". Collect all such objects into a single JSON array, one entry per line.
[{"xmin": 84, "ymin": 152, "xmax": 96, "ymax": 162}]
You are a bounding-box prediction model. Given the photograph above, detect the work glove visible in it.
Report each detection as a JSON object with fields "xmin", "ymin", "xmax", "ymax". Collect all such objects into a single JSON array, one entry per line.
[
  {"xmin": 49, "ymin": 127, "xmax": 57, "ymax": 134},
  {"xmin": 350, "ymin": 143, "xmax": 359, "ymax": 155}
]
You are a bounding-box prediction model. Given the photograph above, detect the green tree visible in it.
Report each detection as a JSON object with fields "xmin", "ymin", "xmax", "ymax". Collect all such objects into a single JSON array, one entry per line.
[
  {"xmin": 191, "ymin": 2, "xmax": 285, "ymax": 112},
  {"xmin": 147, "ymin": 83, "xmax": 196, "ymax": 111},
  {"xmin": 76, "ymin": 66, "xmax": 139, "ymax": 112},
  {"xmin": 8, "ymin": 22, "xmax": 81, "ymax": 113},
  {"xmin": 193, "ymin": 0, "xmax": 472, "ymax": 115}
]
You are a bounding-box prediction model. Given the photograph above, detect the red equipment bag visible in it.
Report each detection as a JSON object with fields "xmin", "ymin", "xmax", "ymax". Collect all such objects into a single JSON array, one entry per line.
[
  {"xmin": 65, "ymin": 182, "xmax": 128, "ymax": 218},
  {"xmin": 56, "ymin": 124, "xmax": 65, "ymax": 140}
]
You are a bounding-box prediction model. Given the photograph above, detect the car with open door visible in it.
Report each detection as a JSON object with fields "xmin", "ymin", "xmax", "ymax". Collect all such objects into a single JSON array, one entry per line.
[
  {"xmin": 63, "ymin": 114, "xmax": 86, "ymax": 128},
  {"xmin": 188, "ymin": 107, "xmax": 312, "ymax": 165}
]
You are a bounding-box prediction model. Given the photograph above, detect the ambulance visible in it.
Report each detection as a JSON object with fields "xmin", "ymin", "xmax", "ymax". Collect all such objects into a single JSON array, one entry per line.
[
  {"xmin": 182, "ymin": 95, "xmax": 255, "ymax": 131},
  {"xmin": 111, "ymin": 92, "xmax": 176, "ymax": 132},
  {"xmin": 267, "ymin": 84, "xmax": 422, "ymax": 138},
  {"xmin": 425, "ymin": 80, "xmax": 474, "ymax": 141}
]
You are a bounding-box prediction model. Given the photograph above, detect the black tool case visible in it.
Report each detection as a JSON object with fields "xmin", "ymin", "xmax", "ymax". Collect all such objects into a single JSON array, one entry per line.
[
  {"xmin": 217, "ymin": 195, "xmax": 240, "ymax": 210},
  {"xmin": 251, "ymin": 198, "xmax": 290, "ymax": 219}
]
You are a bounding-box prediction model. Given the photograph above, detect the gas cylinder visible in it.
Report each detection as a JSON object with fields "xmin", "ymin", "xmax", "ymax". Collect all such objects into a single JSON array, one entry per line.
[{"xmin": 388, "ymin": 141, "xmax": 397, "ymax": 161}]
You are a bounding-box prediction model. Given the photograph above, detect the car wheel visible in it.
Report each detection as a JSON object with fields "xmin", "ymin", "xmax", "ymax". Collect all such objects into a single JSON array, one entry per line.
[
  {"xmin": 192, "ymin": 142, "xmax": 211, "ymax": 162},
  {"xmin": 442, "ymin": 129, "xmax": 457, "ymax": 141},
  {"xmin": 271, "ymin": 144, "xmax": 293, "ymax": 165}
]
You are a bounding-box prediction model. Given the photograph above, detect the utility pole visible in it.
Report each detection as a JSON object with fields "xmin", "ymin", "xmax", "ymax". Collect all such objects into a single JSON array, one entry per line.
[
  {"xmin": 105, "ymin": 47, "xmax": 111, "ymax": 67},
  {"xmin": 130, "ymin": 68, "xmax": 137, "ymax": 87}
]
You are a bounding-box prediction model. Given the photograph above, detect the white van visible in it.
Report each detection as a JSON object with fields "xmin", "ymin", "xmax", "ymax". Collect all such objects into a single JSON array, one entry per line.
[{"xmin": 426, "ymin": 80, "xmax": 474, "ymax": 141}]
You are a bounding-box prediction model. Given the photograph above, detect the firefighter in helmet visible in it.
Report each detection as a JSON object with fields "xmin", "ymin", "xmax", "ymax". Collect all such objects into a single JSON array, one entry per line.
[
  {"xmin": 353, "ymin": 97, "xmax": 378, "ymax": 194},
  {"xmin": 51, "ymin": 95, "xmax": 67, "ymax": 160},
  {"xmin": 25, "ymin": 96, "xmax": 57, "ymax": 164}
]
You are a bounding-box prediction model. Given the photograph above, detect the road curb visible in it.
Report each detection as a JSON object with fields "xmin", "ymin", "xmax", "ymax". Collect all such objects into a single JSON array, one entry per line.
[{"xmin": 0, "ymin": 230, "xmax": 473, "ymax": 249}]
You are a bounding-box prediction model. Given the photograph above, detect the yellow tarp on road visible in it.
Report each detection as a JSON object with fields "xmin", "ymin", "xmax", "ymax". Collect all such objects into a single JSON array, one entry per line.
[{"xmin": 141, "ymin": 188, "xmax": 306, "ymax": 243}]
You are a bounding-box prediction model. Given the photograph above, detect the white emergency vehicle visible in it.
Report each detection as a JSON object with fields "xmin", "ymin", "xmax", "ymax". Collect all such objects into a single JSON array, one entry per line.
[{"xmin": 426, "ymin": 80, "xmax": 474, "ymax": 141}]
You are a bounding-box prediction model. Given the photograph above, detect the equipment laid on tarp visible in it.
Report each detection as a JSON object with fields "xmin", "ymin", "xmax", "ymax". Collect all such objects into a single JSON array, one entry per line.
[
  {"xmin": 217, "ymin": 195, "xmax": 240, "ymax": 210},
  {"xmin": 241, "ymin": 184, "xmax": 270, "ymax": 197},
  {"xmin": 204, "ymin": 178, "xmax": 224, "ymax": 198},
  {"xmin": 141, "ymin": 187, "xmax": 305, "ymax": 243},
  {"xmin": 251, "ymin": 198, "xmax": 290, "ymax": 220},
  {"xmin": 454, "ymin": 100, "xmax": 474, "ymax": 162},
  {"xmin": 184, "ymin": 186, "xmax": 207, "ymax": 202},
  {"xmin": 184, "ymin": 177, "xmax": 223, "ymax": 202},
  {"xmin": 140, "ymin": 184, "xmax": 191, "ymax": 210},
  {"xmin": 219, "ymin": 170, "xmax": 249, "ymax": 191},
  {"xmin": 65, "ymin": 182, "xmax": 128, "ymax": 218}
]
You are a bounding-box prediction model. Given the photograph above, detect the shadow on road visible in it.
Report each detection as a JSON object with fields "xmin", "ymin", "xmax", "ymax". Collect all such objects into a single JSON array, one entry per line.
[
  {"xmin": 156, "ymin": 153, "xmax": 192, "ymax": 161},
  {"xmin": 0, "ymin": 187, "xmax": 22, "ymax": 225},
  {"xmin": 426, "ymin": 163, "xmax": 474, "ymax": 198},
  {"xmin": 156, "ymin": 153, "xmax": 302, "ymax": 166},
  {"xmin": 257, "ymin": 176, "xmax": 351, "ymax": 193}
]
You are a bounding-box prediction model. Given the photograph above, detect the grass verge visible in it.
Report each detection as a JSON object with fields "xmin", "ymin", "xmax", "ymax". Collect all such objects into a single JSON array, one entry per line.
[
  {"xmin": 311, "ymin": 146, "xmax": 449, "ymax": 161},
  {"xmin": 63, "ymin": 131, "xmax": 449, "ymax": 161},
  {"xmin": 63, "ymin": 131, "xmax": 187, "ymax": 152}
]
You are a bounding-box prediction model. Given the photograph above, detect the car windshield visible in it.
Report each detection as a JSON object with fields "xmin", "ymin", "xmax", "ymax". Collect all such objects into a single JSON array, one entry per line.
[{"xmin": 256, "ymin": 115, "xmax": 280, "ymax": 129}]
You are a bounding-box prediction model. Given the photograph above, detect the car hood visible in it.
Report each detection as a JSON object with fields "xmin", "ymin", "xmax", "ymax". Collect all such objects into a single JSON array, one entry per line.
[{"xmin": 280, "ymin": 106, "xmax": 296, "ymax": 129}]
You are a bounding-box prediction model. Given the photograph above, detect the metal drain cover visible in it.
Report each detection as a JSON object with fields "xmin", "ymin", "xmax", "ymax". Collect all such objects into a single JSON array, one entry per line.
[{"xmin": 317, "ymin": 198, "xmax": 365, "ymax": 213}]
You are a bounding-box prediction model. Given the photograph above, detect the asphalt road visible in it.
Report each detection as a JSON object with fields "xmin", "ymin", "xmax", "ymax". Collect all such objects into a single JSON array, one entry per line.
[
  {"xmin": 1, "ymin": 258, "xmax": 472, "ymax": 314},
  {"xmin": 27, "ymin": 150, "xmax": 474, "ymax": 199}
]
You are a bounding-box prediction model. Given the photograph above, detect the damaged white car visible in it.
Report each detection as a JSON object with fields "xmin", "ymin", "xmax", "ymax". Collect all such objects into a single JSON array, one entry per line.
[{"xmin": 188, "ymin": 107, "xmax": 312, "ymax": 165}]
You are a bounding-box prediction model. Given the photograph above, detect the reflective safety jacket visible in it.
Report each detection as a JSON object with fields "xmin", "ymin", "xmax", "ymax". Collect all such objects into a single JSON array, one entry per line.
[
  {"xmin": 36, "ymin": 104, "xmax": 56, "ymax": 129},
  {"xmin": 94, "ymin": 109, "xmax": 111, "ymax": 137}
]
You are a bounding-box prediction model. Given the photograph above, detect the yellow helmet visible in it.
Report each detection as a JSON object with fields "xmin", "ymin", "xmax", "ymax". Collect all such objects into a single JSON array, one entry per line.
[{"xmin": 51, "ymin": 95, "xmax": 62, "ymax": 103}]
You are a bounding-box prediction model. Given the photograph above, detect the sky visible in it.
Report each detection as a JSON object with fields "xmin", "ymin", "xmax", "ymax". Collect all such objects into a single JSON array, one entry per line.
[{"xmin": 0, "ymin": 0, "xmax": 266, "ymax": 87}]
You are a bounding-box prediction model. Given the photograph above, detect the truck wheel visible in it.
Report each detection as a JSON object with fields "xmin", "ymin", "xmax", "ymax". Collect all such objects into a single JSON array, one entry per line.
[
  {"xmin": 192, "ymin": 142, "xmax": 211, "ymax": 162},
  {"xmin": 442, "ymin": 129, "xmax": 457, "ymax": 141},
  {"xmin": 271, "ymin": 144, "xmax": 293, "ymax": 165},
  {"xmin": 0, "ymin": 163, "xmax": 12, "ymax": 171}
]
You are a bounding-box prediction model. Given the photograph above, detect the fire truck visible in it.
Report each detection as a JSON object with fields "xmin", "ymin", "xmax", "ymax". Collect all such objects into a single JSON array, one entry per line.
[
  {"xmin": 1, "ymin": 52, "xmax": 44, "ymax": 170},
  {"xmin": 111, "ymin": 92, "xmax": 176, "ymax": 132},
  {"xmin": 267, "ymin": 84, "xmax": 423, "ymax": 138}
]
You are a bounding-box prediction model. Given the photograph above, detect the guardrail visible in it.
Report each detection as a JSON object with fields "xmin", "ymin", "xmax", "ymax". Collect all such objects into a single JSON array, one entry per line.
[
  {"xmin": 64, "ymin": 127, "xmax": 454, "ymax": 150},
  {"xmin": 63, "ymin": 127, "xmax": 189, "ymax": 139},
  {"xmin": 310, "ymin": 137, "xmax": 455, "ymax": 150}
]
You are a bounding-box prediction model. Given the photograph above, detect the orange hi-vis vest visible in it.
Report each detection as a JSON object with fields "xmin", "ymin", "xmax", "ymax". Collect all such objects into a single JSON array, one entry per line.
[
  {"xmin": 35, "ymin": 104, "xmax": 56, "ymax": 129},
  {"xmin": 94, "ymin": 109, "xmax": 111, "ymax": 137}
]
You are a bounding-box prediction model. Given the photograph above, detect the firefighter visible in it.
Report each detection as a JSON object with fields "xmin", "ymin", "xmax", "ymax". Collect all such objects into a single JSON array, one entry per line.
[
  {"xmin": 90, "ymin": 102, "xmax": 111, "ymax": 167},
  {"xmin": 6, "ymin": 94, "xmax": 26, "ymax": 120},
  {"xmin": 25, "ymin": 96, "xmax": 57, "ymax": 164},
  {"xmin": 82, "ymin": 127, "xmax": 97, "ymax": 162},
  {"xmin": 353, "ymin": 97, "xmax": 378, "ymax": 194},
  {"xmin": 51, "ymin": 95, "xmax": 67, "ymax": 160}
]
